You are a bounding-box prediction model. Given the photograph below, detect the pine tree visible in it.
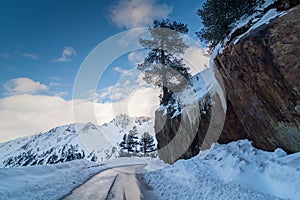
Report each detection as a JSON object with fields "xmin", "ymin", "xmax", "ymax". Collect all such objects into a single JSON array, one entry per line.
[
  {"xmin": 119, "ymin": 128, "xmax": 139, "ymax": 154},
  {"xmin": 128, "ymin": 126, "xmax": 139, "ymax": 153},
  {"xmin": 197, "ymin": 0, "xmax": 260, "ymax": 48},
  {"xmin": 138, "ymin": 19, "xmax": 191, "ymax": 105},
  {"xmin": 139, "ymin": 132, "xmax": 156, "ymax": 155},
  {"xmin": 119, "ymin": 134, "xmax": 130, "ymax": 153}
]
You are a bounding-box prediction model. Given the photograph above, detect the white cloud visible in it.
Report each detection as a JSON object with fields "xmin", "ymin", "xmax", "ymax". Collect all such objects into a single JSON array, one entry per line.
[
  {"xmin": 111, "ymin": 91, "xmax": 124, "ymax": 100},
  {"xmin": 54, "ymin": 47, "xmax": 76, "ymax": 63},
  {"xmin": 95, "ymin": 86, "xmax": 159, "ymax": 120},
  {"xmin": 109, "ymin": 0, "xmax": 172, "ymax": 29},
  {"xmin": 126, "ymin": 87, "xmax": 159, "ymax": 117},
  {"xmin": 22, "ymin": 53, "xmax": 40, "ymax": 60},
  {"xmin": 0, "ymin": 71, "xmax": 160, "ymax": 142},
  {"xmin": 98, "ymin": 86, "xmax": 128, "ymax": 102},
  {"xmin": 0, "ymin": 94, "xmax": 112, "ymax": 142},
  {"xmin": 96, "ymin": 67, "xmax": 160, "ymax": 118},
  {"xmin": 0, "ymin": 94, "xmax": 74, "ymax": 142},
  {"xmin": 182, "ymin": 46, "xmax": 210, "ymax": 75},
  {"xmin": 54, "ymin": 91, "xmax": 68, "ymax": 97},
  {"xmin": 3, "ymin": 78, "xmax": 48, "ymax": 96},
  {"xmin": 100, "ymin": 67, "xmax": 151, "ymax": 102},
  {"xmin": 72, "ymin": 99, "xmax": 115, "ymax": 125},
  {"xmin": 97, "ymin": 85, "xmax": 114, "ymax": 100},
  {"xmin": 113, "ymin": 67, "xmax": 134, "ymax": 76},
  {"xmin": 0, "ymin": 87, "xmax": 159, "ymax": 142},
  {"xmin": 117, "ymin": 29, "xmax": 148, "ymax": 48},
  {"xmin": 128, "ymin": 50, "xmax": 147, "ymax": 65}
]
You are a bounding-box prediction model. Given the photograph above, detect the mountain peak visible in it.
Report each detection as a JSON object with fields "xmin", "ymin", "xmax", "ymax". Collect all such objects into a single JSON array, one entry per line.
[
  {"xmin": 0, "ymin": 115, "xmax": 155, "ymax": 168},
  {"xmin": 109, "ymin": 114, "xmax": 151, "ymax": 129}
]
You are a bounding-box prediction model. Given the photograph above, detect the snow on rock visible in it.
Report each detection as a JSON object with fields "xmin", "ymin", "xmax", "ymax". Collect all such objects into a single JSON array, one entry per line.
[
  {"xmin": 187, "ymin": 68, "xmax": 216, "ymax": 105},
  {"xmin": 233, "ymin": 8, "xmax": 286, "ymax": 45},
  {"xmin": 159, "ymin": 67, "xmax": 217, "ymax": 119},
  {"xmin": 141, "ymin": 140, "xmax": 300, "ymax": 200},
  {"xmin": 0, "ymin": 159, "xmax": 106, "ymax": 200}
]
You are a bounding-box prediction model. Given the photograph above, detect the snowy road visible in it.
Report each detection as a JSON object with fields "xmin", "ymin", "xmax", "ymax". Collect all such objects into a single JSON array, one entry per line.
[{"xmin": 62, "ymin": 165, "xmax": 154, "ymax": 200}]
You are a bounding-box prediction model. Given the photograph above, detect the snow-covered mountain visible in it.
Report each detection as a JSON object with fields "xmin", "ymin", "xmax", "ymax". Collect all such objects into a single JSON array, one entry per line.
[{"xmin": 0, "ymin": 114, "xmax": 155, "ymax": 168}]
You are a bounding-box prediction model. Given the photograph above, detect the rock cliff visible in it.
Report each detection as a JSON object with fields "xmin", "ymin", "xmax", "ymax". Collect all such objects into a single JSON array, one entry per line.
[
  {"xmin": 155, "ymin": 3, "xmax": 300, "ymax": 163},
  {"xmin": 215, "ymin": 4, "xmax": 300, "ymax": 153},
  {"xmin": 155, "ymin": 95, "xmax": 212, "ymax": 163}
]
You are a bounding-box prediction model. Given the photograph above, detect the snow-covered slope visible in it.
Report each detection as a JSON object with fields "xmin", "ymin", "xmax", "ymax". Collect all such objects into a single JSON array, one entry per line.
[
  {"xmin": 141, "ymin": 140, "xmax": 300, "ymax": 200},
  {"xmin": 180, "ymin": 68, "xmax": 216, "ymax": 107},
  {"xmin": 0, "ymin": 114, "xmax": 155, "ymax": 168},
  {"xmin": 98, "ymin": 114, "xmax": 155, "ymax": 151},
  {"xmin": 158, "ymin": 68, "xmax": 216, "ymax": 118}
]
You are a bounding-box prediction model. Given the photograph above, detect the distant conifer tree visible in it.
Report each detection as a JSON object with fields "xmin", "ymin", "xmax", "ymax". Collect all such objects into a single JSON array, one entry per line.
[{"xmin": 139, "ymin": 132, "xmax": 156, "ymax": 155}]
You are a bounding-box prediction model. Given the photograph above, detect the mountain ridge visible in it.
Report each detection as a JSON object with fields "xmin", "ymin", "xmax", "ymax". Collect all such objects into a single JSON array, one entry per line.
[{"xmin": 0, "ymin": 114, "xmax": 155, "ymax": 168}]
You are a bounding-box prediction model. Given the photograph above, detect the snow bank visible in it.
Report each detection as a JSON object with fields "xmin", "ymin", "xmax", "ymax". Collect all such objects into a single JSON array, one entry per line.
[
  {"xmin": 141, "ymin": 140, "xmax": 300, "ymax": 200},
  {"xmin": 200, "ymin": 140, "xmax": 300, "ymax": 199},
  {"xmin": 0, "ymin": 160, "xmax": 107, "ymax": 200}
]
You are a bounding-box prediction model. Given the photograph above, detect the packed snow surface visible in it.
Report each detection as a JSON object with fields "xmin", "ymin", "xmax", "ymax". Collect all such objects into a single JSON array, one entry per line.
[
  {"xmin": 104, "ymin": 156, "xmax": 167, "ymax": 172},
  {"xmin": 141, "ymin": 140, "xmax": 300, "ymax": 200},
  {"xmin": 1, "ymin": 140, "xmax": 299, "ymax": 200},
  {"xmin": 0, "ymin": 160, "xmax": 106, "ymax": 200}
]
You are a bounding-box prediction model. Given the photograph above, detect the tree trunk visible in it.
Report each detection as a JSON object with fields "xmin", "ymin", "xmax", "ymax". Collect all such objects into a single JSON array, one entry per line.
[{"xmin": 161, "ymin": 40, "xmax": 168, "ymax": 105}]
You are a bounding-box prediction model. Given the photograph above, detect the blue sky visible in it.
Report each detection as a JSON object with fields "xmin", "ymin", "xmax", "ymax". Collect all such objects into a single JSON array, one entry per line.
[
  {"xmin": 0, "ymin": 0, "xmax": 208, "ymax": 141},
  {"xmin": 0, "ymin": 0, "xmax": 205, "ymax": 99},
  {"xmin": 0, "ymin": 0, "xmax": 119, "ymax": 98}
]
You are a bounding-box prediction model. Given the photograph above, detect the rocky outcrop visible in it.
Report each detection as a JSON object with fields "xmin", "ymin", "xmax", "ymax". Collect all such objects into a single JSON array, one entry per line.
[
  {"xmin": 155, "ymin": 92, "xmax": 247, "ymax": 163},
  {"xmin": 214, "ymin": 5, "xmax": 300, "ymax": 153},
  {"xmin": 155, "ymin": 95, "xmax": 211, "ymax": 164},
  {"xmin": 155, "ymin": 4, "xmax": 300, "ymax": 163},
  {"xmin": 217, "ymin": 99, "xmax": 247, "ymax": 144}
]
